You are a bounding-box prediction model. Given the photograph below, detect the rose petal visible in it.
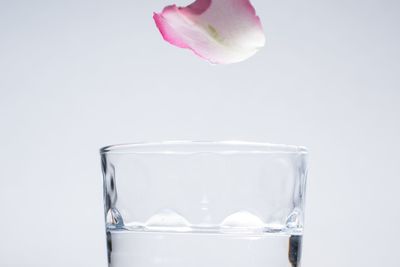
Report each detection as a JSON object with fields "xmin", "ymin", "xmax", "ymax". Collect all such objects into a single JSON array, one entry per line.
[{"xmin": 153, "ymin": 0, "xmax": 266, "ymax": 64}]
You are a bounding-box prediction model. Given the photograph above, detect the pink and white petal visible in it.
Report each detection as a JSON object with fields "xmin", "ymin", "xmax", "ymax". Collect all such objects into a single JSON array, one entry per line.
[{"xmin": 153, "ymin": 0, "xmax": 265, "ymax": 64}]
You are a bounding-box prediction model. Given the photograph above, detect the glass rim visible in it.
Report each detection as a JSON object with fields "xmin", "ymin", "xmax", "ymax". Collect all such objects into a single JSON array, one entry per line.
[{"xmin": 100, "ymin": 140, "xmax": 308, "ymax": 155}]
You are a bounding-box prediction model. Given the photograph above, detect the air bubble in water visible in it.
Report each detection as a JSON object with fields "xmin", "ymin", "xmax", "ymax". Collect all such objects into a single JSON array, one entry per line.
[
  {"xmin": 145, "ymin": 209, "xmax": 190, "ymax": 231},
  {"xmin": 286, "ymin": 209, "xmax": 303, "ymax": 229},
  {"xmin": 221, "ymin": 211, "xmax": 265, "ymax": 228},
  {"xmin": 106, "ymin": 208, "xmax": 124, "ymax": 227}
]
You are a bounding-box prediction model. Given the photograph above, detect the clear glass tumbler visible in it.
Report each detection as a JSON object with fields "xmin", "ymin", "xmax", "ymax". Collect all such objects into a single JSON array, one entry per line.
[{"xmin": 100, "ymin": 141, "xmax": 308, "ymax": 267}]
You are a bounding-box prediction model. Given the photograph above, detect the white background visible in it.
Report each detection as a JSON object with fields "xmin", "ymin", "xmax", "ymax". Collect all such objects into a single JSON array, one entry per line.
[{"xmin": 1, "ymin": 0, "xmax": 399, "ymax": 266}]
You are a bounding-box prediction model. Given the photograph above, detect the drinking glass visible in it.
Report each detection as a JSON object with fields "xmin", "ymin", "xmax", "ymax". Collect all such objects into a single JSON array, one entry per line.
[{"xmin": 100, "ymin": 141, "xmax": 308, "ymax": 267}]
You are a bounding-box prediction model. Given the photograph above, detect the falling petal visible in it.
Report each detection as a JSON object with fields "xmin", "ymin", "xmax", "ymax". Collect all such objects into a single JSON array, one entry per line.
[{"xmin": 153, "ymin": 0, "xmax": 266, "ymax": 64}]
